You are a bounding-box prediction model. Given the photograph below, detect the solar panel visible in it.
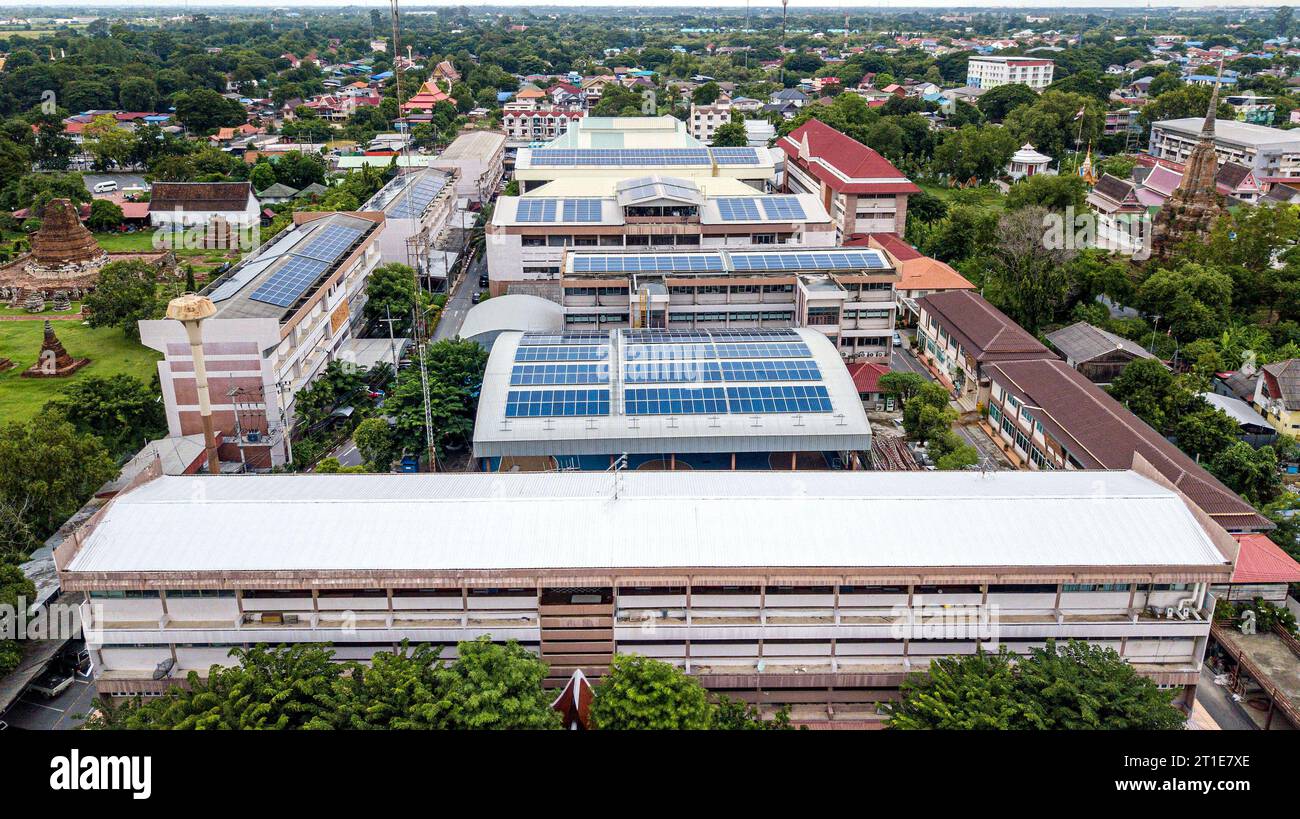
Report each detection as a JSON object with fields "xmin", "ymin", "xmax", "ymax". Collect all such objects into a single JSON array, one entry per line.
[
  {"xmin": 513, "ymin": 345, "xmax": 609, "ymax": 362},
  {"xmin": 293, "ymin": 224, "xmax": 366, "ymax": 263},
  {"xmin": 510, "ymin": 363, "xmax": 610, "ymax": 386},
  {"xmin": 713, "ymin": 342, "xmax": 813, "ymax": 359},
  {"xmin": 710, "ymin": 147, "xmax": 761, "ymax": 165},
  {"xmin": 716, "ymin": 197, "xmax": 761, "ymax": 221},
  {"xmin": 720, "ymin": 360, "xmax": 821, "ymax": 382},
  {"xmin": 625, "ymin": 387, "xmax": 728, "ymax": 415},
  {"xmin": 726, "ymin": 385, "xmax": 833, "ymax": 413},
  {"xmin": 708, "ymin": 329, "xmax": 800, "ymax": 341},
  {"xmin": 248, "ymin": 256, "xmax": 330, "ymax": 307},
  {"xmin": 624, "ymin": 360, "xmax": 723, "ymax": 383},
  {"xmin": 729, "ymin": 251, "xmax": 887, "ymax": 271},
  {"xmin": 623, "ymin": 329, "xmax": 714, "ymax": 344},
  {"xmin": 519, "ymin": 331, "xmax": 608, "ymax": 346},
  {"xmin": 562, "ymin": 199, "xmax": 603, "ymax": 222},
  {"xmin": 394, "ymin": 176, "xmax": 447, "ymax": 219},
  {"xmin": 570, "ymin": 254, "xmax": 725, "ymax": 273},
  {"xmin": 759, "ymin": 197, "xmax": 807, "ymax": 221},
  {"xmin": 516, "ymin": 199, "xmax": 558, "ymax": 222},
  {"xmin": 505, "ymin": 389, "xmax": 610, "ymax": 417},
  {"xmin": 530, "ymin": 148, "xmax": 715, "ymax": 167},
  {"xmin": 623, "ymin": 343, "xmax": 716, "ymax": 361}
]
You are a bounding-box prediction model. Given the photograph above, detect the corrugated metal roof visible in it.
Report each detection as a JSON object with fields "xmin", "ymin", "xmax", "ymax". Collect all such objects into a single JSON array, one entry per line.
[{"xmin": 66, "ymin": 470, "xmax": 1228, "ymax": 574}]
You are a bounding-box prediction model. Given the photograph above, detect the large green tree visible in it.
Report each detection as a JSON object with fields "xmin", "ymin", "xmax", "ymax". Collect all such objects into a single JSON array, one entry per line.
[
  {"xmin": 43, "ymin": 374, "xmax": 166, "ymax": 460},
  {"xmin": 888, "ymin": 640, "xmax": 1185, "ymax": 730},
  {"xmin": 588, "ymin": 654, "xmax": 714, "ymax": 730},
  {"xmin": 387, "ymin": 339, "xmax": 488, "ymax": 462},
  {"xmin": 84, "ymin": 260, "xmax": 160, "ymax": 338},
  {"xmin": 0, "ymin": 411, "xmax": 117, "ymax": 557}
]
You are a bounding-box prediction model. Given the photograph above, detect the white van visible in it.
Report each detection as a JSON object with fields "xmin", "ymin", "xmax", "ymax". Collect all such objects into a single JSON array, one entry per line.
[{"xmin": 92, "ymin": 180, "xmax": 118, "ymax": 194}]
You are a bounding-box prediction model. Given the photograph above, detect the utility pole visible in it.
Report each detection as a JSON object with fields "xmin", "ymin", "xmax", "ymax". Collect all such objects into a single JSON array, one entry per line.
[
  {"xmin": 381, "ymin": 305, "xmax": 402, "ymax": 375},
  {"xmin": 780, "ymin": 0, "xmax": 790, "ymax": 87}
]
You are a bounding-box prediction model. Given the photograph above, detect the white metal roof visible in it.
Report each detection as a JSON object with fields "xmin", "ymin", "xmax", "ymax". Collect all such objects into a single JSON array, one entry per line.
[
  {"xmin": 1155, "ymin": 118, "xmax": 1300, "ymax": 148},
  {"xmin": 65, "ymin": 470, "xmax": 1228, "ymax": 574},
  {"xmin": 472, "ymin": 329, "xmax": 872, "ymax": 458},
  {"xmin": 459, "ymin": 294, "xmax": 565, "ymax": 343},
  {"xmin": 1197, "ymin": 392, "xmax": 1272, "ymax": 429}
]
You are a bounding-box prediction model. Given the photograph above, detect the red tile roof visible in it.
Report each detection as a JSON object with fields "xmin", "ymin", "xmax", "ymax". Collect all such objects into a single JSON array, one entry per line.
[
  {"xmin": 846, "ymin": 361, "xmax": 890, "ymax": 395},
  {"xmin": 778, "ymin": 118, "xmax": 920, "ymax": 195},
  {"xmin": 1231, "ymin": 534, "xmax": 1300, "ymax": 584},
  {"xmin": 846, "ymin": 232, "xmax": 921, "ymax": 260}
]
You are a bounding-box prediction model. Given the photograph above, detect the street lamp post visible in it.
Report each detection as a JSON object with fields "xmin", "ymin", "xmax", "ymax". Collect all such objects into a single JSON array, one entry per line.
[{"xmin": 166, "ymin": 293, "xmax": 221, "ymax": 474}]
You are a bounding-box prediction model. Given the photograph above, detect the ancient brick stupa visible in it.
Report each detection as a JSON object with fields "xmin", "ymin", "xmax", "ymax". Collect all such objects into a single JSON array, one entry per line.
[
  {"xmin": 1151, "ymin": 63, "xmax": 1227, "ymax": 259},
  {"xmin": 31, "ymin": 199, "xmax": 107, "ymax": 266},
  {"xmin": 21, "ymin": 320, "xmax": 90, "ymax": 378},
  {"xmin": 0, "ymin": 198, "xmax": 110, "ymax": 299}
]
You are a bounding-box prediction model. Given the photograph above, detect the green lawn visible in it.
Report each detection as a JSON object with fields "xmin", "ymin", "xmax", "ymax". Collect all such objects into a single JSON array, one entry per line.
[
  {"xmin": 93, "ymin": 231, "xmax": 160, "ymax": 253},
  {"xmin": 918, "ymin": 182, "xmax": 1007, "ymax": 216},
  {"xmin": 0, "ymin": 320, "xmax": 161, "ymax": 423}
]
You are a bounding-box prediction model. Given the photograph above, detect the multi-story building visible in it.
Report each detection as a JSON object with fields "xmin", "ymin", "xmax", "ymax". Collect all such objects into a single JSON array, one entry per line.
[
  {"xmin": 486, "ymin": 176, "xmax": 835, "ymax": 294},
  {"xmin": 473, "ymin": 328, "xmax": 872, "ymax": 471},
  {"xmin": 965, "ymin": 56, "xmax": 1055, "ymax": 90},
  {"xmin": 58, "ymin": 467, "xmax": 1233, "ymax": 716},
  {"xmin": 1149, "ymin": 118, "xmax": 1300, "ymax": 178},
  {"xmin": 502, "ymin": 109, "xmax": 585, "ymax": 143},
  {"xmin": 513, "ymin": 117, "xmax": 776, "ymax": 193},
  {"xmin": 914, "ymin": 290, "xmax": 1054, "ymax": 408},
  {"xmin": 541, "ymin": 247, "xmax": 897, "ymax": 358},
  {"xmin": 428, "ymin": 131, "xmax": 507, "ymax": 203},
  {"xmin": 360, "ymin": 167, "xmax": 458, "ymax": 283},
  {"xmin": 846, "ymin": 233, "xmax": 975, "ymax": 325},
  {"xmin": 138, "ymin": 211, "xmax": 385, "ymax": 469},
  {"xmin": 688, "ymin": 98, "xmax": 734, "ymax": 143},
  {"xmin": 778, "ymin": 119, "xmax": 918, "ymax": 239},
  {"xmin": 981, "ymin": 357, "xmax": 1273, "ymax": 533}
]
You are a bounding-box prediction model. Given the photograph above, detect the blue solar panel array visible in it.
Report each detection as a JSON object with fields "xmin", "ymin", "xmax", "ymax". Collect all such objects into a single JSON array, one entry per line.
[
  {"xmin": 394, "ymin": 176, "xmax": 448, "ymax": 219},
  {"xmin": 513, "ymin": 345, "xmax": 610, "ymax": 362},
  {"xmin": 571, "ymin": 254, "xmax": 725, "ymax": 273},
  {"xmin": 516, "ymin": 199, "xmax": 557, "ymax": 222},
  {"xmin": 727, "ymin": 385, "xmax": 833, "ymax": 413},
  {"xmin": 516, "ymin": 199, "xmax": 604, "ymax": 223},
  {"xmin": 249, "ymin": 221, "xmax": 368, "ymax": 308},
  {"xmin": 505, "ymin": 389, "xmax": 610, "ymax": 417},
  {"xmin": 247, "ymin": 257, "xmax": 330, "ymax": 308},
  {"xmin": 729, "ymin": 251, "xmax": 887, "ymax": 272},
  {"xmin": 716, "ymin": 198, "xmax": 761, "ymax": 221},
  {"xmin": 624, "ymin": 360, "xmax": 724, "ymax": 383},
  {"xmin": 759, "ymin": 197, "xmax": 807, "ymax": 220},
  {"xmin": 625, "ymin": 387, "xmax": 728, "ymax": 415},
  {"xmin": 528, "ymin": 147, "xmax": 761, "ymax": 167},
  {"xmin": 712, "ymin": 342, "xmax": 813, "ymax": 359},
  {"xmin": 519, "ymin": 331, "xmax": 609, "ymax": 346},
  {"xmin": 720, "ymin": 360, "xmax": 821, "ymax": 382},
  {"xmin": 510, "ymin": 363, "xmax": 610, "ymax": 385}
]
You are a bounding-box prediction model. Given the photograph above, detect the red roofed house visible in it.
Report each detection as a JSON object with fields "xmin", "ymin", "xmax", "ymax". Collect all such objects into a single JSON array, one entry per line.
[
  {"xmin": 845, "ymin": 233, "xmax": 976, "ymax": 325},
  {"xmin": 778, "ymin": 118, "xmax": 920, "ymax": 239},
  {"xmin": 1218, "ymin": 533, "xmax": 1300, "ymax": 602},
  {"xmin": 846, "ymin": 360, "xmax": 896, "ymax": 411}
]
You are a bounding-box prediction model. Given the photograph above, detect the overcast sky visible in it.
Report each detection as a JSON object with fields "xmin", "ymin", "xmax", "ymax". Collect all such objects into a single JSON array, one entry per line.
[{"xmin": 21, "ymin": 1, "xmax": 1293, "ymax": 10}]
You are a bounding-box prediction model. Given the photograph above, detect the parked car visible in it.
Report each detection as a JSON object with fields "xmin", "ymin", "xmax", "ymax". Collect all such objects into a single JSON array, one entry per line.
[
  {"xmin": 29, "ymin": 669, "xmax": 74, "ymax": 699},
  {"xmin": 478, "ymin": 274, "xmax": 489, "ymax": 288},
  {"xmin": 893, "ymin": 331, "xmax": 903, "ymax": 347},
  {"xmin": 471, "ymin": 292, "xmax": 482, "ymax": 304},
  {"xmin": 92, "ymin": 180, "xmax": 119, "ymax": 193}
]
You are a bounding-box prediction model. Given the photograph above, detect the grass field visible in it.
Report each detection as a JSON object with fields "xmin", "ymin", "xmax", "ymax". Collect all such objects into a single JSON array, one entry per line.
[
  {"xmin": 0, "ymin": 320, "xmax": 160, "ymax": 423},
  {"xmin": 918, "ymin": 182, "xmax": 1007, "ymax": 216}
]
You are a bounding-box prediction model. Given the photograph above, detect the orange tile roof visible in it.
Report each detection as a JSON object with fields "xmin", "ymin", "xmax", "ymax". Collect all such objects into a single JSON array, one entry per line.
[{"xmin": 1231, "ymin": 534, "xmax": 1300, "ymax": 584}]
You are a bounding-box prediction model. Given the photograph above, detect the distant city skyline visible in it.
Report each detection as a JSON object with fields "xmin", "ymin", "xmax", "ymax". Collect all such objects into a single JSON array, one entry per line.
[{"xmin": 11, "ymin": 1, "xmax": 1295, "ymax": 10}]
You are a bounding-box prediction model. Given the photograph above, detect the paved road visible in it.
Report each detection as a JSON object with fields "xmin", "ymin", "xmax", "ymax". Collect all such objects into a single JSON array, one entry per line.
[
  {"xmin": 890, "ymin": 331, "xmax": 1009, "ymax": 469},
  {"xmin": 81, "ymin": 172, "xmax": 147, "ymax": 194},
  {"xmin": 434, "ymin": 251, "xmax": 485, "ymax": 341},
  {"xmin": 1195, "ymin": 663, "xmax": 1258, "ymax": 730},
  {"xmin": 328, "ymin": 439, "xmax": 363, "ymax": 468},
  {"xmin": 1, "ymin": 676, "xmax": 96, "ymax": 730}
]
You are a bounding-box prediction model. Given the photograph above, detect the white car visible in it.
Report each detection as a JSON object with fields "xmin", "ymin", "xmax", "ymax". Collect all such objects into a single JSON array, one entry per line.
[
  {"xmin": 92, "ymin": 180, "xmax": 119, "ymax": 194},
  {"xmin": 892, "ymin": 331, "xmax": 903, "ymax": 347}
]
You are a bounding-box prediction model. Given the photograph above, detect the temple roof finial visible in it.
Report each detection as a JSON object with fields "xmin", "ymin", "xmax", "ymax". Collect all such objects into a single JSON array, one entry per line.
[{"xmin": 1201, "ymin": 60, "xmax": 1223, "ymax": 139}]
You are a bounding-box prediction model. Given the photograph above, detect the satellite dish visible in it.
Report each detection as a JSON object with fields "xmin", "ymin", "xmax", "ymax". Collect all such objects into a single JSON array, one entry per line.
[{"xmin": 152, "ymin": 657, "xmax": 176, "ymax": 680}]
